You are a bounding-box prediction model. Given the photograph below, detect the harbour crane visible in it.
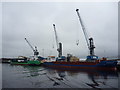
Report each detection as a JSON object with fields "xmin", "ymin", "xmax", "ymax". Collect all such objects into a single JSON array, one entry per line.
[
  {"xmin": 76, "ymin": 9, "xmax": 98, "ymax": 61},
  {"xmin": 25, "ymin": 38, "xmax": 39, "ymax": 58},
  {"xmin": 53, "ymin": 24, "xmax": 62, "ymax": 58}
]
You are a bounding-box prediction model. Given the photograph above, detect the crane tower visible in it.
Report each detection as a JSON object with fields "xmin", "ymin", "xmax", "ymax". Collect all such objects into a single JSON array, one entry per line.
[
  {"xmin": 25, "ymin": 38, "xmax": 39, "ymax": 59},
  {"xmin": 53, "ymin": 24, "xmax": 62, "ymax": 58},
  {"xmin": 76, "ymin": 9, "xmax": 98, "ymax": 61}
]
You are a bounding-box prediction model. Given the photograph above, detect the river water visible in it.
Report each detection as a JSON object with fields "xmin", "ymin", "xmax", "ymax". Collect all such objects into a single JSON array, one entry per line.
[{"xmin": 2, "ymin": 63, "xmax": 120, "ymax": 89}]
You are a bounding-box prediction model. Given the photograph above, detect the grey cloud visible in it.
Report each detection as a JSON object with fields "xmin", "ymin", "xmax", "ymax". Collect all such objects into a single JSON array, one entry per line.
[{"xmin": 2, "ymin": 2, "xmax": 118, "ymax": 59}]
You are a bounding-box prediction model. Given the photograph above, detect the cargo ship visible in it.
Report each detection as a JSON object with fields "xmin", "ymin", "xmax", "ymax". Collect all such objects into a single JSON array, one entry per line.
[
  {"xmin": 10, "ymin": 38, "xmax": 44, "ymax": 66},
  {"xmin": 43, "ymin": 59, "xmax": 118, "ymax": 71},
  {"xmin": 43, "ymin": 9, "xmax": 118, "ymax": 71},
  {"xmin": 10, "ymin": 55, "xmax": 47, "ymax": 66},
  {"xmin": 10, "ymin": 56, "xmax": 42, "ymax": 66}
]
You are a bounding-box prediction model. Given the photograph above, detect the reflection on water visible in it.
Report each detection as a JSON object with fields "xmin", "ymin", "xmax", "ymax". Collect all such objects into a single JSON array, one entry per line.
[
  {"xmin": 87, "ymin": 73, "xmax": 108, "ymax": 88},
  {"xmin": 57, "ymin": 71, "xmax": 66, "ymax": 80},
  {"xmin": 22, "ymin": 66, "xmax": 46, "ymax": 77},
  {"xmin": 46, "ymin": 67, "xmax": 118, "ymax": 88},
  {"xmin": 2, "ymin": 64, "xmax": 119, "ymax": 88}
]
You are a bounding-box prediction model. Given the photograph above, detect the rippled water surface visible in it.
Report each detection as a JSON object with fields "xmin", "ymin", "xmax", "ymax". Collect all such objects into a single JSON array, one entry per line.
[{"xmin": 2, "ymin": 63, "xmax": 120, "ymax": 88}]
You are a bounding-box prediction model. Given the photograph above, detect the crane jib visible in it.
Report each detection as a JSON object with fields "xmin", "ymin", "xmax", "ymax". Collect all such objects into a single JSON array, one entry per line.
[
  {"xmin": 76, "ymin": 9, "xmax": 90, "ymax": 49},
  {"xmin": 25, "ymin": 38, "xmax": 39, "ymax": 56},
  {"xmin": 53, "ymin": 24, "xmax": 59, "ymax": 49},
  {"xmin": 76, "ymin": 9, "xmax": 96, "ymax": 56},
  {"xmin": 53, "ymin": 24, "xmax": 62, "ymax": 58}
]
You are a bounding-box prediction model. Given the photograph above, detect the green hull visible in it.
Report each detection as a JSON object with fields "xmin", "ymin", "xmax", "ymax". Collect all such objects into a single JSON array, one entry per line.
[{"xmin": 10, "ymin": 60, "xmax": 41, "ymax": 65}]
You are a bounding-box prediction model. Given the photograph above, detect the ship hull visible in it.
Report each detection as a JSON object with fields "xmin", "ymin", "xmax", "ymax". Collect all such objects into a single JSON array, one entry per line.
[
  {"xmin": 43, "ymin": 60, "xmax": 117, "ymax": 71},
  {"xmin": 10, "ymin": 60, "xmax": 41, "ymax": 66}
]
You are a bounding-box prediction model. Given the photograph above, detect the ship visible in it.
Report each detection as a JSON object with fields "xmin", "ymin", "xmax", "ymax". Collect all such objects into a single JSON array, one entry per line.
[
  {"xmin": 10, "ymin": 38, "xmax": 43, "ymax": 66},
  {"xmin": 43, "ymin": 55, "xmax": 118, "ymax": 71},
  {"xmin": 10, "ymin": 55, "xmax": 47, "ymax": 66},
  {"xmin": 43, "ymin": 9, "xmax": 118, "ymax": 71},
  {"xmin": 43, "ymin": 59, "xmax": 118, "ymax": 71},
  {"xmin": 10, "ymin": 56, "xmax": 42, "ymax": 66}
]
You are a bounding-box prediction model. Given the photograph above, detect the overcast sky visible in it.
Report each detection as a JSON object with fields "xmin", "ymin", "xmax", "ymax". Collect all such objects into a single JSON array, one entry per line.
[{"xmin": 2, "ymin": 2, "xmax": 118, "ymax": 58}]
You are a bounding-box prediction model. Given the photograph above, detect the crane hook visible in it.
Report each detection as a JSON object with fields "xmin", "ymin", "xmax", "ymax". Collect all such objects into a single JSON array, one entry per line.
[{"xmin": 76, "ymin": 40, "xmax": 79, "ymax": 45}]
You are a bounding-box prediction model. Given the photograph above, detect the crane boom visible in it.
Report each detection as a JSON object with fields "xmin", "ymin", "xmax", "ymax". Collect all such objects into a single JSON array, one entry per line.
[
  {"xmin": 53, "ymin": 24, "xmax": 62, "ymax": 58},
  {"xmin": 25, "ymin": 38, "xmax": 39, "ymax": 56},
  {"xmin": 53, "ymin": 24, "xmax": 59, "ymax": 49},
  {"xmin": 25, "ymin": 38, "xmax": 35, "ymax": 52},
  {"xmin": 76, "ymin": 9, "xmax": 89, "ymax": 48},
  {"xmin": 76, "ymin": 9, "xmax": 96, "ymax": 57}
]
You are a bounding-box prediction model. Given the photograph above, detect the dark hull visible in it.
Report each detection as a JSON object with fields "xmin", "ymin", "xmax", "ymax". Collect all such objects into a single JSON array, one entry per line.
[{"xmin": 43, "ymin": 60, "xmax": 117, "ymax": 71}]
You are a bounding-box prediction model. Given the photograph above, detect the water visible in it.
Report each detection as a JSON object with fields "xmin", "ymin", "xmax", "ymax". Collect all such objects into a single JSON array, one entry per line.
[{"xmin": 2, "ymin": 63, "xmax": 120, "ymax": 88}]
